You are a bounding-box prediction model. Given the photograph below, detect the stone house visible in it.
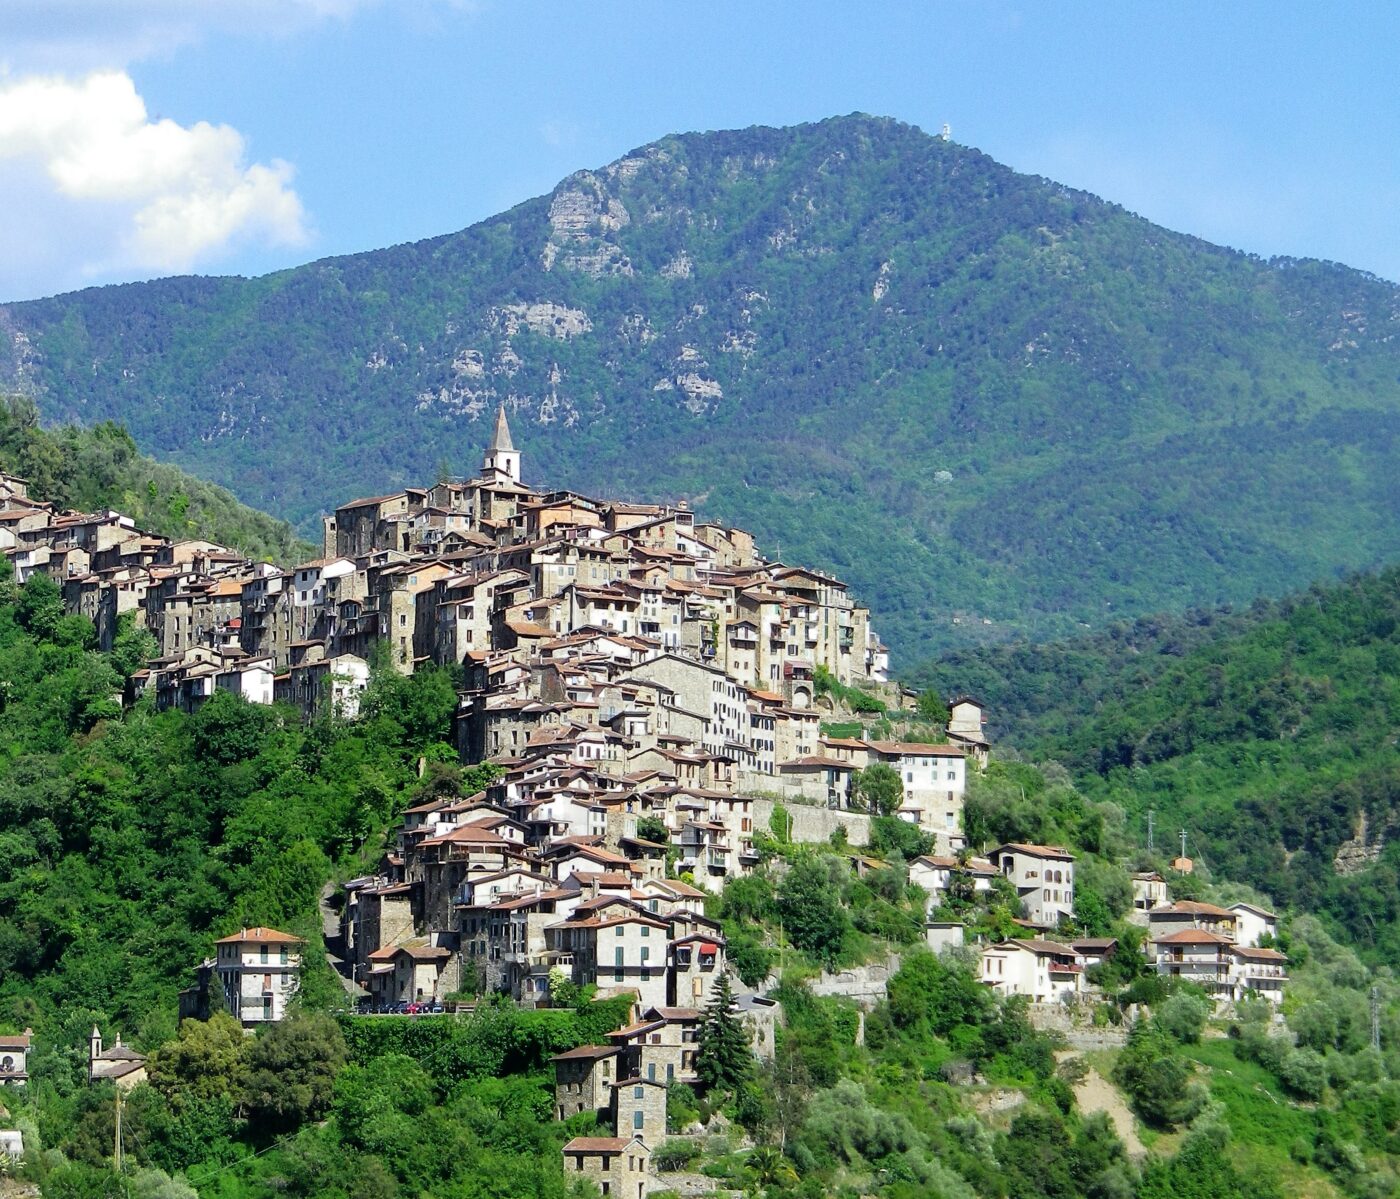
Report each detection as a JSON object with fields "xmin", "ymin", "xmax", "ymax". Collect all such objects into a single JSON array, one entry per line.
[
  {"xmin": 364, "ymin": 942, "xmax": 454, "ymax": 1006},
  {"xmin": 552, "ymin": 1044, "xmax": 621, "ymax": 1120},
  {"xmin": 610, "ymin": 1076, "xmax": 667, "ymax": 1144},
  {"xmin": 560, "ymin": 1136, "xmax": 650, "ymax": 1199}
]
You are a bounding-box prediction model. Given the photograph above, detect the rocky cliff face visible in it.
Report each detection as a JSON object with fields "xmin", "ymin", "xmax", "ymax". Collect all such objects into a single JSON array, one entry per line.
[{"xmin": 7, "ymin": 114, "xmax": 1400, "ymax": 662}]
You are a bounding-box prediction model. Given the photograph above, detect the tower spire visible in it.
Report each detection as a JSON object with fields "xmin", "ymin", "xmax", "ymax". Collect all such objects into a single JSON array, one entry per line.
[
  {"xmin": 490, "ymin": 404, "xmax": 515, "ymax": 453},
  {"xmin": 482, "ymin": 405, "xmax": 521, "ymax": 483}
]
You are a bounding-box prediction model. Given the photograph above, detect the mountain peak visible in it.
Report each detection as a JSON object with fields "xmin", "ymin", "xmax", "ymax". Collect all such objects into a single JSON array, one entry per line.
[{"xmin": 6, "ymin": 115, "xmax": 1400, "ymax": 663}]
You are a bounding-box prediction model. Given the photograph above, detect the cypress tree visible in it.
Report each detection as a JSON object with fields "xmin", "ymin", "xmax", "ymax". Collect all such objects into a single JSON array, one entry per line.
[{"xmin": 696, "ymin": 975, "xmax": 754, "ymax": 1093}]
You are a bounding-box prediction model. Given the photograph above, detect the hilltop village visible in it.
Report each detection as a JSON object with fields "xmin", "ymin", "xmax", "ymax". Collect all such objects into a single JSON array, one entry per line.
[{"xmin": 0, "ymin": 409, "xmax": 1291, "ymax": 1191}]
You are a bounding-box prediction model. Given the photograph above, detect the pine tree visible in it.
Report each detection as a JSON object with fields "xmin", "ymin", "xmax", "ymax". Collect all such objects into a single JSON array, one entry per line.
[{"xmin": 696, "ymin": 975, "xmax": 754, "ymax": 1094}]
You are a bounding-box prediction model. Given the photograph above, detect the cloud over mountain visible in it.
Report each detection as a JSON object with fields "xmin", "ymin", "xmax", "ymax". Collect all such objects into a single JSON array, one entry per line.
[{"xmin": 0, "ymin": 71, "xmax": 307, "ymax": 297}]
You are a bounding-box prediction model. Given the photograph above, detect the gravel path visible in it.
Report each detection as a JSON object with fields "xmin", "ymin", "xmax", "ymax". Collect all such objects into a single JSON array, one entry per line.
[{"xmin": 1074, "ymin": 1067, "xmax": 1145, "ymax": 1158}]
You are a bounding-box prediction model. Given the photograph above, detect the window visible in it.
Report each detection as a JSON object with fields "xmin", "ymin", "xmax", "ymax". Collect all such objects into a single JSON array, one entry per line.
[
  {"xmin": 633, "ymin": 1110, "xmax": 644, "ymax": 1130},
  {"xmin": 260, "ymin": 946, "xmax": 268, "ymax": 963},
  {"xmin": 633, "ymin": 1085, "xmax": 645, "ymax": 1098}
]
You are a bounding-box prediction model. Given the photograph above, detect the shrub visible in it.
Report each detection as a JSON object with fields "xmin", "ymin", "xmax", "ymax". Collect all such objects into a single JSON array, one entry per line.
[
  {"xmin": 653, "ymin": 1139, "xmax": 702, "ymax": 1171},
  {"xmin": 1154, "ymin": 993, "xmax": 1211, "ymax": 1044},
  {"xmin": 1279, "ymin": 1047, "xmax": 1328, "ymax": 1101}
]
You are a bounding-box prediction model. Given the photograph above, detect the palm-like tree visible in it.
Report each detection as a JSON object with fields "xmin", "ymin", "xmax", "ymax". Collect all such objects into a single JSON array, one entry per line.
[{"xmin": 746, "ymin": 1145, "xmax": 798, "ymax": 1190}]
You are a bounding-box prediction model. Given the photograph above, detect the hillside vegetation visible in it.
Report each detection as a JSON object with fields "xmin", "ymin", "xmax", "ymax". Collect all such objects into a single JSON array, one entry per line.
[
  {"xmin": 7, "ymin": 115, "xmax": 1400, "ymax": 658},
  {"xmin": 0, "ymin": 395, "xmax": 311, "ymax": 562},
  {"xmin": 3, "ymin": 396, "xmax": 1400, "ymax": 1199},
  {"xmin": 921, "ymin": 565, "xmax": 1400, "ymax": 968},
  {"xmin": 5, "ymin": 556, "xmax": 1400, "ymax": 1196}
]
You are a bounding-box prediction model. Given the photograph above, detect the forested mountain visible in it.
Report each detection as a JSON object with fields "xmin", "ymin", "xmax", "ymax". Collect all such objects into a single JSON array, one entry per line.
[
  {"xmin": 0, "ymin": 395, "xmax": 311, "ymax": 563},
  {"xmin": 6, "ymin": 114, "xmax": 1400, "ymax": 660},
  {"xmin": 920, "ymin": 566, "xmax": 1400, "ymax": 967}
]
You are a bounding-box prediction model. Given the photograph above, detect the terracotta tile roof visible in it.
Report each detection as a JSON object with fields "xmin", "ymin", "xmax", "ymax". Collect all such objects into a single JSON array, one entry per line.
[
  {"xmin": 214, "ymin": 926, "xmax": 305, "ymax": 945},
  {"xmin": 994, "ymin": 843, "xmax": 1075, "ymax": 861},
  {"xmin": 1153, "ymin": 929, "xmax": 1233, "ymax": 945}
]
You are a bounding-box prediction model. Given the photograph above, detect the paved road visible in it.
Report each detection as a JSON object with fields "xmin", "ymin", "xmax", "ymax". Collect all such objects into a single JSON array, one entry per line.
[{"xmin": 319, "ymin": 881, "xmax": 363, "ymax": 999}]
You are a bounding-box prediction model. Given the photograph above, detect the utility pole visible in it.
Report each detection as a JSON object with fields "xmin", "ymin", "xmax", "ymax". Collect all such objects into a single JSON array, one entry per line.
[
  {"xmin": 1372, "ymin": 985, "xmax": 1382, "ymax": 1052},
  {"xmin": 1147, "ymin": 809, "xmax": 1155, "ymax": 853},
  {"xmin": 114, "ymin": 1085, "xmax": 123, "ymax": 1173},
  {"xmin": 1179, "ymin": 829, "xmax": 1188, "ymax": 859}
]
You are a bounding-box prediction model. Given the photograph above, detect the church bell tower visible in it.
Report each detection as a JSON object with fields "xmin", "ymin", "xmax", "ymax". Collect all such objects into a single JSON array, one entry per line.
[{"xmin": 482, "ymin": 405, "xmax": 521, "ymax": 483}]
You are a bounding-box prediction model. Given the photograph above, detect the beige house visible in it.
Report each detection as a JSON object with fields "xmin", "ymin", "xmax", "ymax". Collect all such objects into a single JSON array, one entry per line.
[
  {"xmin": 1131, "ymin": 871, "xmax": 1170, "ymax": 912},
  {"xmin": 867, "ymin": 742, "xmax": 967, "ymax": 847},
  {"xmin": 980, "ymin": 939, "xmax": 1084, "ymax": 1003},
  {"xmin": 88, "ymin": 1028, "xmax": 147, "ymax": 1090}
]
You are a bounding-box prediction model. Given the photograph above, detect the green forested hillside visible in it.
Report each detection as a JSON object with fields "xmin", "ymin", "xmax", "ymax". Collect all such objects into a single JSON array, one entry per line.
[
  {"xmin": 4, "ymin": 561, "xmax": 1384, "ymax": 1199},
  {"xmin": 0, "ymin": 396, "xmax": 312, "ymax": 562},
  {"xmin": 6, "ymin": 115, "xmax": 1400, "ymax": 658},
  {"xmin": 922, "ymin": 566, "xmax": 1400, "ymax": 967}
]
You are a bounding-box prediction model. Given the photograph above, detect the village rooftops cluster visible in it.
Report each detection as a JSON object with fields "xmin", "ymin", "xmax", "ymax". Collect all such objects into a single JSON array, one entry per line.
[{"xmin": 2, "ymin": 406, "xmax": 890, "ymax": 736}]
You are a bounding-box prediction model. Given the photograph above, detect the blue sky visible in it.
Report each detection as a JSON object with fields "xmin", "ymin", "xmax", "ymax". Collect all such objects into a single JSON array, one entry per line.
[{"xmin": 1, "ymin": 1, "xmax": 1396, "ymax": 301}]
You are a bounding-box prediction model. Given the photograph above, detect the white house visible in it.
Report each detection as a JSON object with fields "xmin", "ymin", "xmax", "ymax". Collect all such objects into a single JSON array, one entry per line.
[
  {"xmin": 867, "ymin": 742, "xmax": 967, "ymax": 848},
  {"xmin": 987, "ymin": 844, "xmax": 1075, "ymax": 927},
  {"xmin": 1228, "ymin": 902, "xmax": 1278, "ymax": 948},
  {"xmin": 980, "ymin": 939, "xmax": 1084, "ymax": 1003},
  {"xmin": 1151, "ymin": 929, "xmax": 1288, "ymax": 1006},
  {"xmin": 908, "ymin": 855, "xmax": 996, "ymax": 909},
  {"xmin": 0, "ymin": 1031, "xmax": 30, "ymax": 1086},
  {"xmin": 214, "ymin": 926, "xmax": 305, "ymax": 1025}
]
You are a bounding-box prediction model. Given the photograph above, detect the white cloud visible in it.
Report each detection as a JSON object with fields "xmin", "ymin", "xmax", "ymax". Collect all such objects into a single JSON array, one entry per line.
[{"xmin": 0, "ymin": 71, "xmax": 307, "ymax": 292}]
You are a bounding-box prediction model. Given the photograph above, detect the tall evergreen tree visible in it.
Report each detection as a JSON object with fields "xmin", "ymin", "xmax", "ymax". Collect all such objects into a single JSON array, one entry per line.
[{"xmin": 696, "ymin": 975, "xmax": 753, "ymax": 1094}]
